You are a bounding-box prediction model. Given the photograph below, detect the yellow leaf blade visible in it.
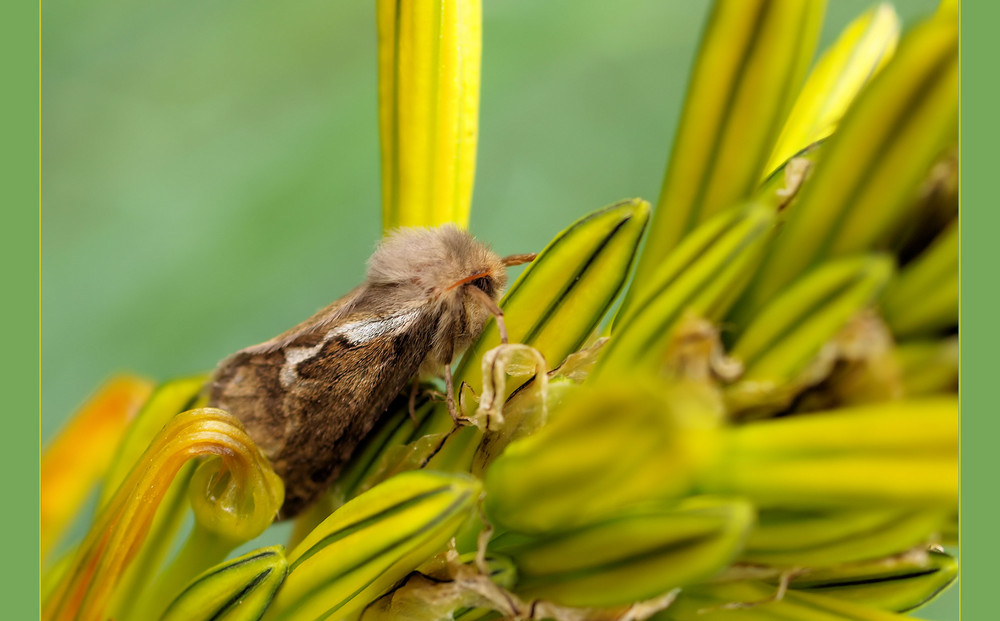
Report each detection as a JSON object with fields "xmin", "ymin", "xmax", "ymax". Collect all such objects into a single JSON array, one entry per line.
[{"xmin": 379, "ymin": 0, "xmax": 482, "ymax": 230}]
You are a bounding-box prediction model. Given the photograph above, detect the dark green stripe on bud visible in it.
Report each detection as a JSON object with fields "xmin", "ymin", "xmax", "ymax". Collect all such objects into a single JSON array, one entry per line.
[{"xmin": 161, "ymin": 546, "xmax": 287, "ymax": 621}]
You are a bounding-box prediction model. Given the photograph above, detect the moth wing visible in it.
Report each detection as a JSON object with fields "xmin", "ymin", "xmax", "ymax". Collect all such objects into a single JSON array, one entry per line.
[{"xmin": 209, "ymin": 291, "xmax": 442, "ymax": 515}]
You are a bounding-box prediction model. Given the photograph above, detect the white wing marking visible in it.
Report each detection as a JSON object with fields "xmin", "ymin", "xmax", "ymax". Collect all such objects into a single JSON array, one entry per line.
[
  {"xmin": 332, "ymin": 308, "xmax": 423, "ymax": 346},
  {"xmin": 278, "ymin": 309, "xmax": 424, "ymax": 388}
]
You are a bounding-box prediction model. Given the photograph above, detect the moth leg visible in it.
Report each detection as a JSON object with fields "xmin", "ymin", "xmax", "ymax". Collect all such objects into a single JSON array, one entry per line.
[
  {"xmin": 443, "ymin": 363, "xmax": 473, "ymax": 426},
  {"xmin": 407, "ymin": 381, "xmax": 420, "ymax": 426},
  {"xmin": 467, "ymin": 285, "xmax": 509, "ymax": 344},
  {"xmin": 444, "ymin": 363, "xmax": 459, "ymax": 423}
]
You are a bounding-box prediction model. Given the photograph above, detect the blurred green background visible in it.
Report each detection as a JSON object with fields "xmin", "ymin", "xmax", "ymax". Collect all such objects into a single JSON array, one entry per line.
[{"xmin": 41, "ymin": 1, "xmax": 952, "ymax": 618}]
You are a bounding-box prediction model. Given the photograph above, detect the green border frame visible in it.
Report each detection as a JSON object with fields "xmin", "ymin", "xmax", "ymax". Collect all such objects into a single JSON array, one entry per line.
[
  {"xmin": 960, "ymin": 3, "xmax": 985, "ymax": 621},
  {"xmin": 4, "ymin": 0, "xmax": 40, "ymax": 617}
]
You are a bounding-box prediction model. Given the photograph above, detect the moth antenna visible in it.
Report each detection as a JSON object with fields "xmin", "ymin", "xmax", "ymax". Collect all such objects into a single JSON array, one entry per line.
[
  {"xmin": 467, "ymin": 285, "xmax": 509, "ymax": 344},
  {"xmin": 502, "ymin": 253, "xmax": 536, "ymax": 267}
]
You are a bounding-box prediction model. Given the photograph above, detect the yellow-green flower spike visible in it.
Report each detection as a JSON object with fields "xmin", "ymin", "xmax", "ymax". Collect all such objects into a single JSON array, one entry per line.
[
  {"xmin": 378, "ymin": 0, "xmax": 482, "ymax": 230},
  {"xmin": 764, "ymin": 4, "xmax": 900, "ymax": 177},
  {"xmin": 628, "ymin": 0, "xmax": 825, "ymax": 301},
  {"xmin": 738, "ymin": 15, "xmax": 959, "ymax": 319},
  {"xmin": 264, "ymin": 471, "xmax": 480, "ymax": 621},
  {"xmin": 161, "ymin": 546, "xmax": 288, "ymax": 621}
]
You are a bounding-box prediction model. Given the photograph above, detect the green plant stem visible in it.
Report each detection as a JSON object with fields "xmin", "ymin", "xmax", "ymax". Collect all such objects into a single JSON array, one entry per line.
[{"xmin": 127, "ymin": 522, "xmax": 238, "ymax": 621}]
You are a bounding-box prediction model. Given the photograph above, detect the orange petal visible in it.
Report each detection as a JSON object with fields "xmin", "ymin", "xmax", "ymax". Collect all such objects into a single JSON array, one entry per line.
[{"xmin": 41, "ymin": 375, "xmax": 154, "ymax": 559}]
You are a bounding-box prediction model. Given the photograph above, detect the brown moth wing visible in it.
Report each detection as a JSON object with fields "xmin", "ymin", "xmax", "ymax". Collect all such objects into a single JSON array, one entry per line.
[{"xmin": 209, "ymin": 286, "xmax": 441, "ymax": 517}]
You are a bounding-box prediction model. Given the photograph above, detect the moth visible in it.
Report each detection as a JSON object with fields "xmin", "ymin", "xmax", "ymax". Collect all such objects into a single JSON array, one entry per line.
[{"xmin": 208, "ymin": 225, "xmax": 534, "ymax": 517}]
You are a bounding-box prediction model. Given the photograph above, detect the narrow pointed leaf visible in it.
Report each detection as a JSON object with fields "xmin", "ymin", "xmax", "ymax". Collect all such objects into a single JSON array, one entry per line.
[
  {"xmin": 628, "ymin": 0, "xmax": 825, "ymax": 305},
  {"xmin": 765, "ymin": 4, "xmax": 900, "ymax": 176},
  {"xmin": 378, "ymin": 0, "xmax": 482, "ymax": 230}
]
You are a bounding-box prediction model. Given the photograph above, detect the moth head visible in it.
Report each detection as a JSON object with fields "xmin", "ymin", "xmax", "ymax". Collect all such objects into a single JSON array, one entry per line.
[{"xmin": 367, "ymin": 225, "xmax": 507, "ymax": 300}]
